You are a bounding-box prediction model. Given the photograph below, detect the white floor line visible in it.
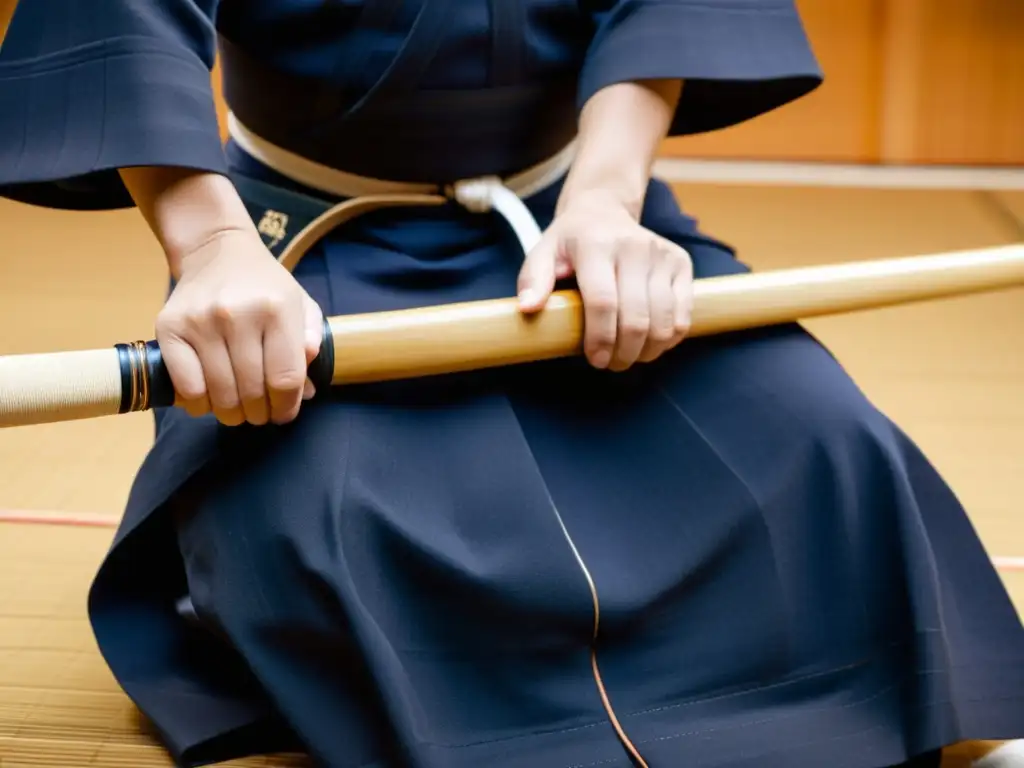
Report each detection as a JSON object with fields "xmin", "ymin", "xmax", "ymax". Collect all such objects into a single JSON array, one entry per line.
[
  {"xmin": 974, "ymin": 740, "xmax": 1024, "ymax": 767},
  {"xmin": 653, "ymin": 158, "xmax": 1024, "ymax": 190},
  {"xmin": 993, "ymin": 556, "xmax": 1024, "ymax": 572}
]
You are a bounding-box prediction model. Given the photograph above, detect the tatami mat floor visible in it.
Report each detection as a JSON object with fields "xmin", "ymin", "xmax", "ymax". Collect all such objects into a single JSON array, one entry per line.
[{"xmin": 0, "ymin": 184, "xmax": 1021, "ymax": 766}]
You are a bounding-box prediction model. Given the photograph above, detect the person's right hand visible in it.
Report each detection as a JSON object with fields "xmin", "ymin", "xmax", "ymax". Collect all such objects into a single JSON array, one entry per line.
[{"xmin": 156, "ymin": 228, "xmax": 324, "ymax": 427}]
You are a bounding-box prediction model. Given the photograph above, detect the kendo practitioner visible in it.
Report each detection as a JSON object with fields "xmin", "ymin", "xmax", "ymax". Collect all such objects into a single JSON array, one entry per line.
[{"xmin": 1, "ymin": 1, "xmax": 1022, "ymax": 767}]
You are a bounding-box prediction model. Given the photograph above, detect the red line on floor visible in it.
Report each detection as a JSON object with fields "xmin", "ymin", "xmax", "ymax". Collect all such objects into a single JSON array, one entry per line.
[
  {"xmin": 993, "ymin": 556, "xmax": 1024, "ymax": 572},
  {"xmin": 0, "ymin": 509, "xmax": 118, "ymax": 528}
]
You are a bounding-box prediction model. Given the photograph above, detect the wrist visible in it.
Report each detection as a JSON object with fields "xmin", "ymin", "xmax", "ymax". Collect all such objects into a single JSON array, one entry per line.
[
  {"xmin": 557, "ymin": 80, "xmax": 682, "ymax": 221},
  {"xmin": 558, "ymin": 164, "xmax": 648, "ymax": 221},
  {"xmin": 119, "ymin": 167, "xmax": 256, "ymax": 278},
  {"xmin": 173, "ymin": 224, "xmax": 254, "ymax": 279}
]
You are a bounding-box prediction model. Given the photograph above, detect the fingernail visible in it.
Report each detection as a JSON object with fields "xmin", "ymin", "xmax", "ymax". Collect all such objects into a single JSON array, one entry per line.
[
  {"xmin": 303, "ymin": 380, "xmax": 316, "ymax": 400},
  {"xmin": 518, "ymin": 289, "xmax": 538, "ymax": 307},
  {"xmin": 592, "ymin": 350, "xmax": 611, "ymax": 369}
]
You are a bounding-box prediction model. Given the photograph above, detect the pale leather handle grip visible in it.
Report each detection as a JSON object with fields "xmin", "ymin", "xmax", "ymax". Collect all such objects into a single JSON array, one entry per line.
[
  {"xmin": 2, "ymin": 244, "xmax": 1023, "ymax": 427},
  {"xmin": 0, "ymin": 348, "xmax": 123, "ymax": 427}
]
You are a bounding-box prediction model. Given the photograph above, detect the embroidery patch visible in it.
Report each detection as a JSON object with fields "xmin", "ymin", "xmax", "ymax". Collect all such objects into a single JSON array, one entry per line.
[{"xmin": 257, "ymin": 210, "xmax": 289, "ymax": 249}]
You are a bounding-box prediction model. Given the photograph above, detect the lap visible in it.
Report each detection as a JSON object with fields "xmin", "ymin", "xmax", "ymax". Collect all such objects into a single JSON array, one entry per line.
[
  {"xmin": 167, "ymin": 315, "xmax": 965, "ymax": 766},
  {"xmin": 172, "ymin": 314, "xmax": 889, "ymax": 647},
  {"xmin": 172, "ymin": 165, "xmax": 916, "ymax": 659},
  {"xmin": 152, "ymin": 176, "xmax": 1024, "ymax": 767}
]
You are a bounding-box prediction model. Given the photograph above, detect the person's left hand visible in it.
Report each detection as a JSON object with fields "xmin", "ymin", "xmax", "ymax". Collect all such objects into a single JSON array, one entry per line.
[{"xmin": 517, "ymin": 190, "xmax": 693, "ymax": 372}]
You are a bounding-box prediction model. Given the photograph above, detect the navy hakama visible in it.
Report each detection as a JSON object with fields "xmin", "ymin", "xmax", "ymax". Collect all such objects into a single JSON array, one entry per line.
[{"xmin": 2, "ymin": 1, "xmax": 1022, "ymax": 767}]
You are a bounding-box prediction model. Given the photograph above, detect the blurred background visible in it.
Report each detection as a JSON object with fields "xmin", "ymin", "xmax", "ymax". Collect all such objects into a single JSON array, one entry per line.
[
  {"xmin": 0, "ymin": 1, "xmax": 1022, "ymax": 766},
  {"xmin": 212, "ymin": 0, "xmax": 1024, "ymax": 166},
  {"xmin": 661, "ymin": 0, "xmax": 1024, "ymax": 166}
]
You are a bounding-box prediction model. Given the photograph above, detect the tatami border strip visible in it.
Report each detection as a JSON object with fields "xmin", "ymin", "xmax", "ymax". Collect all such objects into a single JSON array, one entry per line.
[{"xmin": 653, "ymin": 158, "xmax": 1024, "ymax": 190}]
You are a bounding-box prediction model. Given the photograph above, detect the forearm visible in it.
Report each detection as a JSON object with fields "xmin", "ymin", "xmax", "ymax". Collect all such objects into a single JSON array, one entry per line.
[
  {"xmin": 559, "ymin": 79, "xmax": 682, "ymax": 219},
  {"xmin": 118, "ymin": 167, "xmax": 256, "ymax": 280}
]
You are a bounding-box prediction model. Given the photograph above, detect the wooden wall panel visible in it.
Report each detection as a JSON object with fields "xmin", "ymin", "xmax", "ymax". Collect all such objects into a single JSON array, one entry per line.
[
  {"xmin": 881, "ymin": 0, "xmax": 1024, "ymax": 166},
  {"xmin": 0, "ymin": 0, "xmax": 16, "ymax": 40},
  {"xmin": 669, "ymin": 0, "xmax": 1024, "ymax": 166},
  {"xmin": 662, "ymin": 0, "xmax": 886, "ymax": 163}
]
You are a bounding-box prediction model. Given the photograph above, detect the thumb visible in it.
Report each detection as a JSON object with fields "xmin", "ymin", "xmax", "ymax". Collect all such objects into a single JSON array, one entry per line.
[
  {"xmin": 301, "ymin": 295, "xmax": 325, "ymax": 402},
  {"xmin": 518, "ymin": 233, "xmax": 559, "ymax": 313},
  {"xmin": 302, "ymin": 294, "xmax": 325, "ymax": 364}
]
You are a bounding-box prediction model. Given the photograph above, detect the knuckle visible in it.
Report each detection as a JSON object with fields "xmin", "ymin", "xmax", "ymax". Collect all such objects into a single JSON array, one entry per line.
[
  {"xmin": 176, "ymin": 380, "xmax": 207, "ymax": 402},
  {"xmin": 267, "ymin": 368, "xmax": 305, "ymax": 393},
  {"xmin": 620, "ymin": 316, "xmax": 650, "ymax": 337},
  {"xmin": 587, "ymin": 330, "xmax": 616, "ymax": 350},
  {"xmin": 629, "ymin": 233, "xmax": 651, "ymax": 251},
  {"xmin": 656, "ymin": 247, "xmax": 677, "ymax": 267},
  {"xmin": 236, "ymin": 379, "xmax": 266, "ymax": 402},
  {"xmin": 582, "ymin": 234, "xmax": 616, "ymax": 253},
  {"xmin": 674, "ymin": 314, "xmax": 692, "ymax": 336},
  {"xmin": 208, "ymin": 292, "xmax": 288, "ymax": 326},
  {"xmin": 238, "ymin": 295, "xmax": 294, "ymax": 328},
  {"xmin": 257, "ymin": 293, "xmax": 288, "ymax": 319},
  {"xmin": 673, "ymin": 247, "xmax": 693, "ymax": 270},
  {"xmin": 616, "ymin": 233, "xmax": 641, "ymax": 251},
  {"xmin": 584, "ymin": 291, "xmax": 617, "ymax": 314},
  {"xmin": 613, "ymin": 232, "xmax": 647, "ymax": 256},
  {"xmin": 181, "ymin": 309, "xmax": 209, "ymax": 336},
  {"xmin": 210, "ymin": 298, "xmax": 236, "ymax": 326},
  {"xmin": 209, "ymin": 384, "xmax": 241, "ymax": 411},
  {"xmin": 154, "ymin": 310, "xmax": 177, "ymax": 336},
  {"xmin": 157, "ymin": 308, "xmax": 194, "ymax": 340},
  {"xmin": 649, "ymin": 325, "xmax": 676, "ymax": 344}
]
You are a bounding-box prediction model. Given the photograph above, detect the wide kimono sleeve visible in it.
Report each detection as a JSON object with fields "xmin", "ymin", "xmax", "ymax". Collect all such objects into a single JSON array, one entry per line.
[
  {"xmin": 577, "ymin": 0, "xmax": 824, "ymax": 136},
  {"xmin": 0, "ymin": 0, "xmax": 225, "ymax": 210}
]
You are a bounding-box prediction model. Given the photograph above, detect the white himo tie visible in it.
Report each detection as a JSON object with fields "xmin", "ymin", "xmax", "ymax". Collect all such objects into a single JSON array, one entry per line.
[{"xmin": 228, "ymin": 112, "xmax": 574, "ymax": 258}]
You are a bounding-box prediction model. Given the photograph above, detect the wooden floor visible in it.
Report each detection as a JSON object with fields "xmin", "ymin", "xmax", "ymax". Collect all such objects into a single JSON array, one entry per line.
[{"xmin": 0, "ymin": 183, "xmax": 1021, "ymax": 766}]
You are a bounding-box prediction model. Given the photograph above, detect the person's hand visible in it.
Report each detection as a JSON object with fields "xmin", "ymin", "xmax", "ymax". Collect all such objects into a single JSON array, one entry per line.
[
  {"xmin": 156, "ymin": 228, "xmax": 324, "ymax": 426},
  {"xmin": 517, "ymin": 190, "xmax": 693, "ymax": 372}
]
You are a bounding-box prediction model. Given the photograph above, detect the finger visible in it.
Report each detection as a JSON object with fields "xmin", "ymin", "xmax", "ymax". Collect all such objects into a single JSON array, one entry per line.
[
  {"xmin": 572, "ymin": 240, "xmax": 618, "ymax": 369},
  {"xmin": 263, "ymin": 301, "xmax": 308, "ymax": 425},
  {"xmin": 555, "ymin": 253, "xmax": 573, "ymax": 280},
  {"xmin": 224, "ymin": 326, "xmax": 270, "ymax": 427},
  {"xmin": 302, "ymin": 294, "xmax": 324, "ymax": 401},
  {"xmin": 194, "ymin": 336, "xmax": 245, "ymax": 427},
  {"xmin": 160, "ymin": 335, "xmax": 212, "ymax": 418},
  {"xmin": 303, "ymin": 294, "xmax": 325, "ymax": 364},
  {"xmin": 638, "ymin": 248, "xmax": 678, "ymax": 363},
  {"xmin": 517, "ymin": 233, "xmax": 559, "ymax": 313},
  {"xmin": 672, "ymin": 257, "xmax": 694, "ymax": 341},
  {"xmin": 609, "ymin": 245, "xmax": 650, "ymax": 372}
]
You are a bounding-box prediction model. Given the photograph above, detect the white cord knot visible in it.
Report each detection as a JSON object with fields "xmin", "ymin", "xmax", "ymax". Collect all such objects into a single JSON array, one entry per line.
[
  {"xmin": 451, "ymin": 176, "xmax": 503, "ymax": 213},
  {"xmin": 450, "ymin": 176, "xmax": 543, "ymax": 256}
]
